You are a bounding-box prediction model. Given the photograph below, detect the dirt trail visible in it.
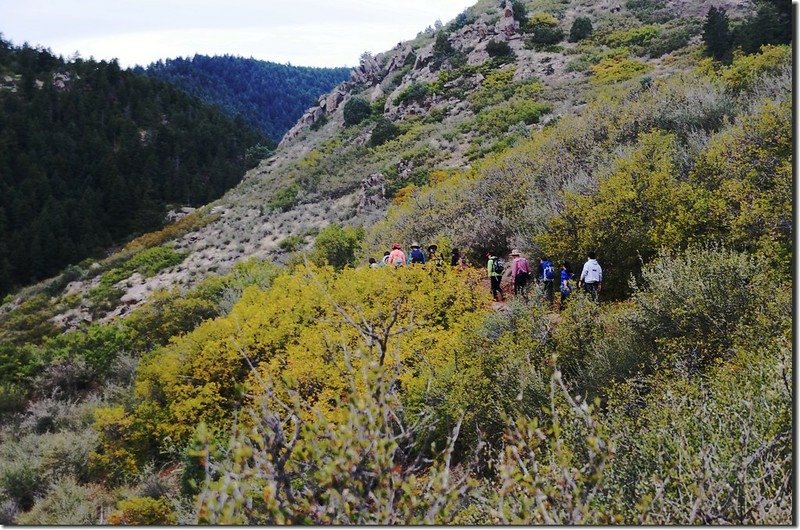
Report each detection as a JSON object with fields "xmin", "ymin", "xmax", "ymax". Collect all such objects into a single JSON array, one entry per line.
[{"xmin": 480, "ymin": 274, "xmax": 563, "ymax": 324}]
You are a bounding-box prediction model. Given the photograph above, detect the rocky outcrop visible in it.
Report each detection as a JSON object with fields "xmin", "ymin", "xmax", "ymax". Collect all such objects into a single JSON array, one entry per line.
[
  {"xmin": 165, "ymin": 206, "xmax": 196, "ymax": 223},
  {"xmin": 325, "ymin": 88, "xmax": 346, "ymax": 113},
  {"xmin": 497, "ymin": 0, "xmax": 521, "ymax": 39},
  {"xmin": 450, "ymin": 21, "xmax": 494, "ymax": 52},
  {"xmin": 356, "ymin": 173, "xmax": 387, "ymax": 214},
  {"xmin": 369, "ymin": 84, "xmax": 385, "ymax": 102},
  {"xmin": 280, "ymin": 83, "xmax": 348, "ymax": 145},
  {"xmin": 351, "ymin": 53, "xmax": 382, "ymax": 85},
  {"xmin": 383, "ymin": 44, "xmax": 414, "ymax": 75}
]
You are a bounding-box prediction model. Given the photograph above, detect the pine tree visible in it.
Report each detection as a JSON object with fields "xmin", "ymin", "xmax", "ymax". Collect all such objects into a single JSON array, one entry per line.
[{"xmin": 703, "ymin": 6, "xmax": 732, "ymax": 61}]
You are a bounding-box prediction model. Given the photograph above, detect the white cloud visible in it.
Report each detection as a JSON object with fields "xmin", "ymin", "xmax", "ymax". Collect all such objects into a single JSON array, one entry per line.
[{"xmin": 0, "ymin": 0, "xmax": 476, "ymax": 67}]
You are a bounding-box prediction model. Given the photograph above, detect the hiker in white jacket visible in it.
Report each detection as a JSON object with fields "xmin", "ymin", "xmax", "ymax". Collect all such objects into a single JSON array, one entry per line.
[{"xmin": 579, "ymin": 251, "xmax": 602, "ymax": 302}]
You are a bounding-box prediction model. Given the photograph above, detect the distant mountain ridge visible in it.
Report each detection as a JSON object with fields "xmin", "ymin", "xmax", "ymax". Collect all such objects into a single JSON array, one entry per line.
[
  {"xmin": 140, "ymin": 55, "xmax": 351, "ymax": 142},
  {"xmin": 0, "ymin": 39, "xmax": 265, "ymax": 296}
]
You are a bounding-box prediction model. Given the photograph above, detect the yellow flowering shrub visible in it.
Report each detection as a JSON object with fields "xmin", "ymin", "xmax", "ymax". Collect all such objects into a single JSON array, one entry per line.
[{"xmin": 125, "ymin": 264, "xmax": 489, "ymax": 456}]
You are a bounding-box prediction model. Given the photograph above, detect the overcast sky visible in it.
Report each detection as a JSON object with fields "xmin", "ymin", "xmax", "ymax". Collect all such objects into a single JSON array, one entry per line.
[{"xmin": 0, "ymin": 0, "xmax": 477, "ymax": 68}]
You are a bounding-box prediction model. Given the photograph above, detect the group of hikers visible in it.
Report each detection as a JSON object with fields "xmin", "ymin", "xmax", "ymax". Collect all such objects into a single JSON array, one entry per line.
[
  {"xmin": 367, "ymin": 242, "xmax": 603, "ymax": 307},
  {"xmin": 487, "ymin": 250, "xmax": 603, "ymax": 307},
  {"xmin": 368, "ymin": 242, "xmax": 468, "ymax": 269}
]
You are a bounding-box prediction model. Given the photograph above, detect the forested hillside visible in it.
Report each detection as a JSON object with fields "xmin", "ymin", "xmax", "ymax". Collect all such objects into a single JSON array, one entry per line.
[
  {"xmin": 141, "ymin": 55, "xmax": 351, "ymax": 141},
  {"xmin": 0, "ymin": 38, "xmax": 267, "ymax": 296},
  {"xmin": 0, "ymin": 0, "xmax": 792, "ymax": 525}
]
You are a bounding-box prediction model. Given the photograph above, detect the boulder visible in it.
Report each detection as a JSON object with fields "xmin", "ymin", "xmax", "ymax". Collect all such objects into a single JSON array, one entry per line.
[
  {"xmin": 325, "ymin": 89, "xmax": 346, "ymax": 113},
  {"xmin": 356, "ymin": 173, "xmax": 387, "ymax": 214},
  {"xmin": 351, "ymin": 53, "xmax": 382, "ymax": 85},
  {"xmin": 370, "ymin": 84, "xmax": 385, "ymax": 102}
]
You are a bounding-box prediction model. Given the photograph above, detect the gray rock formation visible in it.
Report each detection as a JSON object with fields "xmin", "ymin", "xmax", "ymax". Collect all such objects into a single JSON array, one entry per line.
[{"xmin": 356, "ymin": 173, "xmax": 387, "ymax": 214}]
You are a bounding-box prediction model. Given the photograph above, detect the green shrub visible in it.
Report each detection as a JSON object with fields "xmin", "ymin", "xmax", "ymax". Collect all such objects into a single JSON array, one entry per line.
[
  {"xmin": 16, "ymin": 477, "xmax": 113, "ymax": 525},
  {"xmin": 309, "ymin": 114, "xmax": 327, "ymax": 131},
  {"xmin": 0, "ymin": 343, "xmax": 40, "ymax": 387},
  {"xmin": 244, "ymin": 143, "xmax": 274, "ymax": 169},
  {"xmin": 370, "ymin": 96, "xmax": 387, "ymax": 117},
  {"xmin": 0, "ymin": 455, "xmax": 42, "ymax": 511},
  {"xmin": 343, "ymin": 96, "xmax": 371, "ymax": 126},
  {"xmin": 447, "ymin": 10, "xmax": 476, "ymax": 31},
  {"xmin": 426, "ymin": 302, "xmax": 552, "ymax": 451},
  {"xmin": 603, "ymin": 24, "xmax": 662, "ymax": 48},
  {"xmin": 569, "ymin": 16, "xmax": 593, "ymax": 42},
  {"xmin": 278, "ymin": 234, "xmax": 305, "ymax": 253},
  {"xmin": 393, "ymin": 82, "xmax": 431, "ymax": 106},
  {"xmin": 97, "ymin": 246, "xmax": 186, "ymax": 291},
  {"xmin": 602, "ymin": 346, "xmax": 791, "ymax": 524},
  {"xmin": 486, "ymin": 39, "xmax": 515, "ymax": 61},
  {"xmin": 309, "ymin": 224, "xmax": 365, "ymax": 269},
  {"xmin": 42, "ymin": 265, "xmax": 85, "ymax": 297},
  {"xmin": 644, "ymin": 25, "xmax": 692, "ymax": 57},
  {"xmin": 0, "ymin": 383, "xmax": 28, "ymax": 415},
  {"xmin": 122, "ymin": 286, "xmax": 221, "ymax": 352},
  {"xmin": 0, "ymin": 294, "xmax": 60, "ymax": 345},
  {"xmin": 40, "ymin": 323, "xmax": 132, "ymax": 375},
  {"xmin": 470, "ymin": 99, "xmax": 550, "ymax": 136},
  {"xmin": 87, "ymin": 284, "xmax": 124, "ymax": 315},
  {"xmin": 268, "ymin": 183, "xmax": 300, "ymax": 212},
  {"xmin": 625, "ymin": 0, "xmax": 671, "ymax": 24},
  {"xmin": 108, "ymin": 496, "xmax": 176, "ymax": 525},
  {"xmin": 370, "ymin": 117, "xmax": 401, "ymax": 146},
  {"xmin": 525, "ymin": 13, "xmax": 565, "ymax": 49},
  {"xmin": 126, "ymin": 246, "xmax": 185, "ymax": 277},
  {"xmin": 590, "ymin": 55, "xmax": 652, "ymax": 83},
  {"xmin": 553, "ymin": 246, "xmax": 788, "ymax": 396},
  {"xmin": 422, "ymin": 106, "xmax": 447, "ymax": 124}
]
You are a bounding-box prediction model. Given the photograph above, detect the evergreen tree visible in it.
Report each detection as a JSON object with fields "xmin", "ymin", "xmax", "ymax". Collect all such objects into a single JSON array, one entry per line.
[
  {"xmin": 735, "ymin": 0, "xmax": 793, "ymax": 53},
  {"xmin": 703, "ymin": 6, "xmax": 733, "ymax": 61}
]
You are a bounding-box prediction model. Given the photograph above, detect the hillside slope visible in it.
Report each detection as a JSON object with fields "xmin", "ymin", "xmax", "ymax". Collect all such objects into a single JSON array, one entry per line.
[
  {"xmin": 0, "ymin": 39, "xmax": 265, "ymax": 296},
  {"xmin": 7, "ymin": 0, "xmax": 773, "ymax": 322},
  {"xmin": 0, "ymin": 0, "xmax": 791, "ymax": 525},
  {"xmin": 141, "ymin": 55, "xmax": 351, "ymax": 142}
]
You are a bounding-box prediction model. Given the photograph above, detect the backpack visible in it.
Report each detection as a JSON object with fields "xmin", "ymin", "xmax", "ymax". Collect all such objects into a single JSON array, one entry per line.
[
  {"xmin": 492, "ymin": 258, "xmax": 505, "ymax": 275},
  {"xmin": 542, "ymin": 260, "xmax": 555, "ymax": 281},
  {"xmin": 410, "ymin": 248, "xmax": 425, "ymax": 263}
]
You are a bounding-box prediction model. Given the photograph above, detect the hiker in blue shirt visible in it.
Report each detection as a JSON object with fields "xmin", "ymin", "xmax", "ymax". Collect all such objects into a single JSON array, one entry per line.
[
  {"xmin": 559, "ymin": 261, "xmax": 574, "ymax": 310},
  {"xmin": 408, "ymin": 242, "xmax": 426, "ymax": 265},
  {"xmin": 538, "ymin": 256, "xmax": 556, "ymax": 305}
]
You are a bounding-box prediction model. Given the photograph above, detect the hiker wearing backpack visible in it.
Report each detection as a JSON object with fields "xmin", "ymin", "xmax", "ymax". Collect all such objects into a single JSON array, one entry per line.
[
  {"xmin": 451, "ymin": 248, "xmax": 467, "ymax": 269},
  {"xmin": 388, "ymin": 243, "xmax": 406, "ymax": 267},
  {"xmin": 539, "ymin": 256, "xmax": 556, "ymax": 305},
  {"xmin": 487, "ymin": 252, "xmax": 505, "ymax": 302},
  {"xmin": 428, "ymin": 244, "xmax": 445, "ymax": 270},
  {"xmin": 559, "ymin": 261, "xmax": 575, "ymax": 309},
  {"xmin": 408, "ymin": 242, "xmax": 426, "ymax": 265},
  {"xmin": 510, "ymin": 249, "xmax": 530, "ymax": 300},
  {"xmin": 579, "ymin": 251, "xmax": 603, "ymax": 302},
  {"xmin": 380, "ymin": 251, "xmax": 391, "ymax": 266}
]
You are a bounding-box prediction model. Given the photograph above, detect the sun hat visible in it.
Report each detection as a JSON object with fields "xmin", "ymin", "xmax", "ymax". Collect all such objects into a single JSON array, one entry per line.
[
  {"xmin": 511, "ymin": 249, "xmax": 520, "ymax": 256},
  {"xmin": 411, "ymin": 241, "xmax": 420, "ymax": 248}
]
